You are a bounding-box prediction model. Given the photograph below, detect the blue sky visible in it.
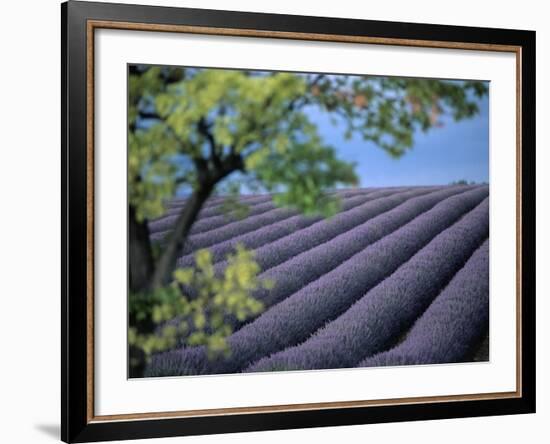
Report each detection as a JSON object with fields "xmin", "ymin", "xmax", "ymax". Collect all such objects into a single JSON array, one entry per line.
[{"xmin": 310, "ymin": 92, "xmax": 489, "ymax": 187}]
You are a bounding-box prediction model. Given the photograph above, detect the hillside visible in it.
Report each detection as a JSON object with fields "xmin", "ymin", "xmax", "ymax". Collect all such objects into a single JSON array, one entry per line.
[{"xmin": 145, "ymin": 185, "xmax": 490, "ymax": 377}]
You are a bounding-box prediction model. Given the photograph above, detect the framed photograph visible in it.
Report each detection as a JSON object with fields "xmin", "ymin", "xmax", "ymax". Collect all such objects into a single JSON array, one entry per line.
[{"xmin": 61, "ymin": 1, "xmax": 535, "ymax": 442}]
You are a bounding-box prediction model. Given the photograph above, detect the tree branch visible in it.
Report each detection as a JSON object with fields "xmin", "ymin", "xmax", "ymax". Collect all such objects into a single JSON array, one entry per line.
[
  {"xmin": 287, "ymin": 73, "xmax": 326, "ymax": 111},
  {"xmin": 128, "ymin": 203, "xmax": 155, "ymax": 293},
  {"xmin": 149, "ymin": 151, "xmax": 243, "ymax": 290},
  {"xmin": 149, "ymin": 185, "xmax": 214, "ymax": 290},
  {"xmin": 138, "ymin": 110, "xmax": 162, "ymax": 120},
  {"xmin": 198, "ymin": 117, "xmax": 222, "ymax": 170}
]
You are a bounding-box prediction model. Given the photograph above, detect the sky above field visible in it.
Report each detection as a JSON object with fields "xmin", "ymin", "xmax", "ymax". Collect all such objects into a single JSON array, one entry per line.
[{"xmin": 310, "ymin": 93, "xmax": 489, "ymax": 187}]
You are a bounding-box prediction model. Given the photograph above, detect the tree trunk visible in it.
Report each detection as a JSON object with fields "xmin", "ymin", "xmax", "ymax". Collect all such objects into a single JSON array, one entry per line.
[
  {"xmin": 129, "ymin": 204, "xmax": 155, "ymax": 293},
  {"xmin": 149, "ymin": 184, "xmax": 214, "ymax": 290}
]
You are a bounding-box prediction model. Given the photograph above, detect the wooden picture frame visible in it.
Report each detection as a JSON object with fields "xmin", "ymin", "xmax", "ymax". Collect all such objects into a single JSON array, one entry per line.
[{"xmin": 62, "ymin": 1, "xmax": 536, "ymax": 442}]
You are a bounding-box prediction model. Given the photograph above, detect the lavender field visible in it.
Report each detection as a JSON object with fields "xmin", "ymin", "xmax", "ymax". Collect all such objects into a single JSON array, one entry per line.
[{"xmin": 145, "ymin": 185, "xmax": 489, "ymax": 377}]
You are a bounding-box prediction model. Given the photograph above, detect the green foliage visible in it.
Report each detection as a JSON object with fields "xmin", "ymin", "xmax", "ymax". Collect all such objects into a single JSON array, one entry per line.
[
  {"xmin": 128, "ymin": 125, "xmax": 180, "ymax": 221},
  {"xmin": 243, "ymin": 110, "xmax": 358, "ymax": 217},
  {"xmin": 129, "ymin": 66, "xmax": 487, "ymax": 222},
  {"xmin": 128, "ymin": 245, "xmax": 270, "ymax": 367},
  {"xmin": 450, "ymin": 179, "xmax": 476, "ymax": 185},
  {"xmin": 128, "ymin": 67, "xmax": 360, "ymax": 221},
  {"xmin": 128, "ymin": 67, "xmax": 186, "ymax": 222},
  {"xmin": 307, "ymin": 75, "xmax": 488, "ymax": 158},
  {"xmin": 217, "ymin": 182, "xmax": 250, "ymax": 221}
]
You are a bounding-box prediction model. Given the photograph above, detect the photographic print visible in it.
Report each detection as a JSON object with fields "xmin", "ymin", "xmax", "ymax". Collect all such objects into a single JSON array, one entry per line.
[
  {"xmin": 62, "ymin": 4, "xmax": 535, "ymax": 440},
  {"xmin": 127, "ymin": 64, "xmax": 490, "ymax": 379}
]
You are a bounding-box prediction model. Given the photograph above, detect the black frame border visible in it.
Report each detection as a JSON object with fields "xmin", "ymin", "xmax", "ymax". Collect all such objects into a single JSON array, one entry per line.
[{"xmin": 62, "ymin": 1, "xmax": 536, "ymax": 442}]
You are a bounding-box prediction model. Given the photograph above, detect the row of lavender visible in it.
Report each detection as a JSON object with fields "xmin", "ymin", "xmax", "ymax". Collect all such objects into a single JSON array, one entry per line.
[
  {"xmin": 150, "ymin": 187, "xmax": 386, "ymax": 237},
  {"xmin": 145, "ymin": 185, "xmax": 489, "ymax": 377}
]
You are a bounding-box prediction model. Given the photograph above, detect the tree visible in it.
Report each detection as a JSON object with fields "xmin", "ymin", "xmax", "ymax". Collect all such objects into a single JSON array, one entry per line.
[{"xmin": 129, "ymin": 65, "xmax": 487, "ymax": 294}]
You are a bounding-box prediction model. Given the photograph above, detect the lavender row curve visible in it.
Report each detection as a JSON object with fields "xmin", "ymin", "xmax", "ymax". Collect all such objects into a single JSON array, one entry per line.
[
  {"xmin": 170, "ymin": 188, "xmax": 455, "ymax": 344},
  {"xmin": 163, "ymin": 195, "xmax": 223, "ymax": 210},
  {"xmin": 240, "ymin": 185, "xmax": 475, "ymax": 310},
  {"xmin": 152, "ymin": 187, "xmax": 378, "ymax": 230},
  {"xmin": 211, "ymin": 186, "xmax": 448, "ymax": 276},
  {"xmin": 176, "ymin": 187, "xmax": 409, "ymax": 269},
  {"xmin": 151, "ymin": 203, "xmax": 297, "ymax": 247},
  {"xmin": 170, "ymin": 187, "xmax": 436, "ymax": 344},
  {"xmin": 359, "ymin": 239, "xmax": 489, "ymax": 368},
  {"xmin": 247, "ymin": 200, "xmax": 489, "ymax": 372},
  {"xmin": 152, "ymin": 194, "xmax": 275, "ymax": 227},
  {"xmin": 165, "ymin": 191, "xmax": 398, "ymax": 342},
  {"xmin": 164, "ymin": 187, "xmax": 374, "ymax": 213},
  {"xmin": 151, "ymin": 187, "xmax": 382, "ymax": 247},
  {"xmin": 168, "ymin": 188, "xmax": 412, "ymax": 343},
  {"xmin": 166, "ymin": 193, "xmax": 270, "ymax": 209},
  {"xmin": 150, "ymin": 187, "xmax": 386, "ymax": 236},
  {"xmin": 169, "ymin": 189, "xmax": 421, "ymax": 344},
  {"xmin": 144, "ymin": 186, "xmax": 488, "ymax": 377},
  {"xmin": 149, "ymin": 199, "xmax": 279, "ymax": 236}
]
